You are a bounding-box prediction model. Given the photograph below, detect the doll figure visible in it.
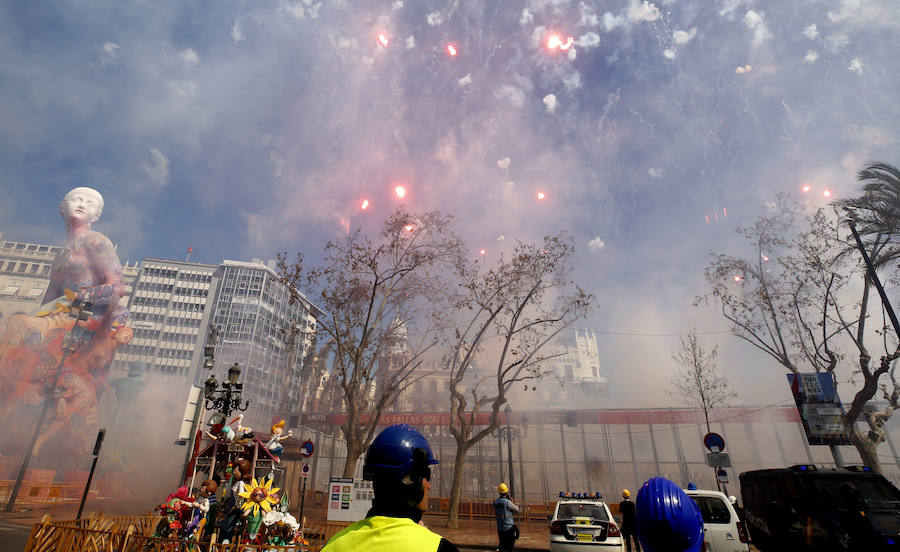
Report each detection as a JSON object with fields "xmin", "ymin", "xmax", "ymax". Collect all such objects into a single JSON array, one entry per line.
[{"xmin": 264, "ymin": 420, "xmax": 292, "ymax": 460}]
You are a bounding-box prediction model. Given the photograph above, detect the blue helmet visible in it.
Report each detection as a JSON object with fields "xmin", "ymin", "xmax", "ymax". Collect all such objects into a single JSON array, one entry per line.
[
  {"xmin": 363, "ymin": 424, "xmax": 439, "ymax": 482},
  {"xmin": 636, "ymin": 477, "xmax": 705, "ymax": 552}
]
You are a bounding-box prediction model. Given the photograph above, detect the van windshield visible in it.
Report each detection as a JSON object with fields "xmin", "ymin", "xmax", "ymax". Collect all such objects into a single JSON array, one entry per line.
[{"xmin": 806, "ymin": 476, "xmax": 900, "ymax": 510}]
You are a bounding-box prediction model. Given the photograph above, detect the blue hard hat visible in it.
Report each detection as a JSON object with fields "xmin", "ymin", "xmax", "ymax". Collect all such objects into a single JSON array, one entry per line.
[
  {"xmin": 363, "ymin": 424, "xmax": 439, "ymax": 481},
  {"xmin": 636, "ymin": 477, "xmax": 705, "ymax": 552}
]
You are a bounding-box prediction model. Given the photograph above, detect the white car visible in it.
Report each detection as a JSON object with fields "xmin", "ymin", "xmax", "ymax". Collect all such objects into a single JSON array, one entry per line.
[
  {"xmin": 549, "ymin": 493, "xmax": 625, "ymax": 551},
  {"xmin": 684, "ymin": 489, "xmax": 750, "ymax": 552}
]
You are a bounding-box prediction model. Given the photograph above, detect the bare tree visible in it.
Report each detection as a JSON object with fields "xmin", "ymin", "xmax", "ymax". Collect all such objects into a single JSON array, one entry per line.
[
  {"xmin": 669, "ymin": 327, "xmax": 737, "ymax": 435},
  {"xmin": 701, "ymin": 196, "xmax": 900, "ymax": 471},
  {"xmin": 444, "ymin": 233, "xmax": 593, "ymax": 528},
  {"xmin": 275, "ymin": 209, "xmax": 464, "ymax": 476}
]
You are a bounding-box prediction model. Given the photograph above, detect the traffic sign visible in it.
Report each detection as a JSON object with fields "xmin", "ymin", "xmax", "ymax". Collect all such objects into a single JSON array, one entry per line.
[
  {"xmin": 703, "ymin": 432, "xmax": 726, "ymax": 453},
  {"xmin": 707, "ymin": 452, "xmax": 731, "ymax": 468},
  {"xmin": 716, "ymin": 468, "xmax": 729, "ymax": 484},
  {"xmin": 301, "ymin": 463, "xmax": 310, "ymax": 478},
  {"xmin": 300, "ymin": 440, "xmax": 315, "ymax": 458}
]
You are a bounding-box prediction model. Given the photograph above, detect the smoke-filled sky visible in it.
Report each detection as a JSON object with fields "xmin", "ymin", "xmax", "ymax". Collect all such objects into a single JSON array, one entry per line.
[{"xmin": 2, "ymin": 0, "xmax": 898, "ymax": 408}]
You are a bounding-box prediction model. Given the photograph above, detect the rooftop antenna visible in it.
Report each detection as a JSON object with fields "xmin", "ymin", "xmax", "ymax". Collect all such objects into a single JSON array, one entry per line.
[{"xmin": 186, "ymin": 243, "xmax": 194, "ymax": 262}]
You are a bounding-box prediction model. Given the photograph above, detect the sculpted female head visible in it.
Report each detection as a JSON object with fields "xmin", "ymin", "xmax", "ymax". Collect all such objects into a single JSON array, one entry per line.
[{"xmin": 59, "ymin": 187, "xmax": 104, "ymax": 227}]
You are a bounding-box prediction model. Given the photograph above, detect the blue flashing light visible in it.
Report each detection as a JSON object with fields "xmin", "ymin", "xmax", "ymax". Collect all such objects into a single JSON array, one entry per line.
[
  {"xmin": 887, "ymin": 539, "xmax": 895, "ymax": 545},
  {"xmin": 559, "ymin": 491, "xmax": 603, "ymax": 500},
  {"xmin": 687, "ymin": 482, "xmax": 697, "ymax": 490},
  {"xmin": 800, "ymin": 465, "xmax": 808, "ymax": 471}
]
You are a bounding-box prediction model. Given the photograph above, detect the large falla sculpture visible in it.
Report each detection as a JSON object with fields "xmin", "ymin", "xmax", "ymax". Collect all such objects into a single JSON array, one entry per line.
[{"xmin": 0, "ymin": 187, "xmax": 133, "ymax": 462}]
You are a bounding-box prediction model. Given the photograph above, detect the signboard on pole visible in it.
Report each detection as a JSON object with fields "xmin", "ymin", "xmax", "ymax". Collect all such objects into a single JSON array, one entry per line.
[
  {"xmin": 300, "ymin": 463, "xmax": 310, "ymax": 478},
  {"xmin": 703, "ymin": 433, "xmax": 725, "ymax": 453},
  {"xmin": 707, "ymin": 452, "xmax": 731, "ymax": 468},
  {"xmin": 787, "ymin": 373, "xmax": 851, "ymax": 445},
  {"xmin": 716, "ymin": 468, "xmax": 729, "ymax": 484},
  {"xmin": 300, "ymin": 440, "xmax": 315, "ymax": 458},
  {"xmin": 178, "ymin": 386, "xmax": 202, "ymax": 441}
]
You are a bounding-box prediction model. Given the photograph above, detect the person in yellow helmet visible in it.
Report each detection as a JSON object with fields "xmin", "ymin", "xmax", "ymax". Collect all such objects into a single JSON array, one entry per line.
[
  {"xmin": 493, "ymin": 482, "xmax": 520, "ymax": 552},
  {"xmin": 619, "ymin": 488, "xmax": 640, "ymax": 552},
  {"xmin": 322, "ymin": 424, "xmax": 459, "ymax": 552}
]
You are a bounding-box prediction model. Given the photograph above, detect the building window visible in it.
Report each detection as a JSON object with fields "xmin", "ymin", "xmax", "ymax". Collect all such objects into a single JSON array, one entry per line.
[
  {"xmin": 24, "ymin": 288, "xmax": 44, "ymax": 300},
  {"xmin": 30, "ymin": 264, "xmax": 39, "ymax": 274},
  {"xmin": 41, "ymin": 265, "xmax": 51, "ymax": 275},
  {"xmin": 17, "ymin": 264, "xmax": 27, "ymax": 272},
  {"xmin": 0, "ymin": 286, "xmax": 19, "ymax": 298},
  {"xmin": 4, "ymin": 262, "xmax": 14, "ymax": 271}
]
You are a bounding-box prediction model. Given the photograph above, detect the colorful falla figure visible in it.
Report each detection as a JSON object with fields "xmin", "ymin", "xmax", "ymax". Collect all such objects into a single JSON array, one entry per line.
[
  {"xmin": 238, "ymin": 477, "xmax": 281, "ymax": 517},
  {"xmin": 240, "ymin": 477, "xmax": 280, "ymax": 542},
  {"xmin": 264, "ymin": 420, "xmax": 292, "ymax": 460},
  {"xmin": 234, "ymin": 414, "xmax": 254, "ymax": 444}
]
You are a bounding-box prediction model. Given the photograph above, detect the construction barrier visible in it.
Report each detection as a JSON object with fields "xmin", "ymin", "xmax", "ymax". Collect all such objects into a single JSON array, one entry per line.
[{"xmin": 0, "ymin": 479, "xmax": 85, "ymax": 504}]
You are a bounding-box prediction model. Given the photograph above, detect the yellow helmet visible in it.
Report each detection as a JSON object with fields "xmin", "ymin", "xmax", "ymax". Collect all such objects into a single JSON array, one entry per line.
[
  {"xmin": 498, "ymin": 483, "xmax": 509, "ymax": 494},
  {"xmin": 622, "ymin": 489, "xmax": 630, "ymax": 498}
]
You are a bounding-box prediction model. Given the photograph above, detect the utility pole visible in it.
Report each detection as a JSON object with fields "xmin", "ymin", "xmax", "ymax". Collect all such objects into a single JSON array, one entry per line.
[
  {"xmin": 179, "ymin": 325, "xmax": 217, "ymax": 486},
  {"xmin": 77, "ymin": 429, "xmax": 106, "ymax": 518},
  {"xmin": 844, "ymin": 209, "xmax": 900, "ymax": 338}
]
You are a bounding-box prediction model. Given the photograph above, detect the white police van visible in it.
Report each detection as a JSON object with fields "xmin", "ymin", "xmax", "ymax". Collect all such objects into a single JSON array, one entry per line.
[
  {"xmin": 684, "ymin": 488, "xmax": 750, "ymax": 552},
  {"xmin": 549, "ymin": 492, "xmax": 625, "ymax": 551}
]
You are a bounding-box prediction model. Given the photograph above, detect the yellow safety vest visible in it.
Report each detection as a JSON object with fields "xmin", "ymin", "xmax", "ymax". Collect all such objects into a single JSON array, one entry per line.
[{"xmin": 322, "ymin": 515, "xmax": 443, "ymax": 552}]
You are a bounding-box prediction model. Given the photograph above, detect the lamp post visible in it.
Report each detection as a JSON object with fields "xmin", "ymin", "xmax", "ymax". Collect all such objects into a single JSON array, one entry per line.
[
  {"xmin": 492, "ymin": 405, "xmax": 521, "ymax": 498},
  {"xmin": 204, "ymin": 362, "xmax": 249, "ymax": 418},
  {"xmin": 6, "ymin": 299, "xmax": 94, "ymax": 512}
]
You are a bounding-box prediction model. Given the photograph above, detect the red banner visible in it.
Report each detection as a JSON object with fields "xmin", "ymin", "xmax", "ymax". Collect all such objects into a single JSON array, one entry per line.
[{"xmin": 299, "ymin": 407, "xmax": 800, "ymax": 428}]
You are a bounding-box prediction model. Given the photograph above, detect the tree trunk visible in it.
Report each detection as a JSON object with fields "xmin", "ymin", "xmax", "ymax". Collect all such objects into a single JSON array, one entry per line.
[
  {"xmin": 851, "ymin": 429, "xmax": 883, "ymax": 473},
  {"xmin": 447, "ymin": 443, "xmax": 469, "ymax": 529},
  {"xmin": 342, "ymin": 438, "xmax": 364, "ymax": 478}
]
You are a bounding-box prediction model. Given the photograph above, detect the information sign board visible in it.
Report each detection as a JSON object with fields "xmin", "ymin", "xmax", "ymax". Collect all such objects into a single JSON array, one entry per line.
[
  {"xmin": 706, "ymin": 452, "xmax": 731, "ymax": 468},
  {"xmin": 787, "ymin": 373, "xmax": 851, "ymax": 445},
  {"xmin": 326, "ymin": 477, "xmax": 374, "ymax": 522}
]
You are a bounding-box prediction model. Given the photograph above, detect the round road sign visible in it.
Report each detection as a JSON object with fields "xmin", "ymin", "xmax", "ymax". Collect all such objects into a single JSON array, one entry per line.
[
  {"xmin": 300, "ymin": 440, "xmax": 315, "ymax": 458},
  {"xmin": 703, "ymin": 432, "xmax": 726, "ymax": 453}
]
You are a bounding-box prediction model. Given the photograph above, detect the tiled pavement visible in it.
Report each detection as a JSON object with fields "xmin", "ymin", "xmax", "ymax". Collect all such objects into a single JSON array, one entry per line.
[{"xmin": 419, "ymin": 515, "xmax": 550, "ymax": 551}]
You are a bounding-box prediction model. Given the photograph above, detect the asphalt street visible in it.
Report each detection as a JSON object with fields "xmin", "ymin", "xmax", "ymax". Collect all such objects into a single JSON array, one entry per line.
[{"xmin": 0, "ymin": 519, "xmax": 32, "ymax": 551}]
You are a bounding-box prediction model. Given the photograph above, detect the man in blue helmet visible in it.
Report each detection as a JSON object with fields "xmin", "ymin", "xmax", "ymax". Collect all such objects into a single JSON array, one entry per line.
[
  {"xmin": 635, "ymin": 477, "xmax": 705, "ymax": 552},
  {"xmin": 322, "ymin": 424, "xmax": 459, "ymax": 552}
]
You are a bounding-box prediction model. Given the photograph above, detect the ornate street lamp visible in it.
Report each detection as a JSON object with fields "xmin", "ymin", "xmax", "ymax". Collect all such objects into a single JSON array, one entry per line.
[{"xmin": 204, "ymin": 362, "xmax": 249, "ymax": 417}]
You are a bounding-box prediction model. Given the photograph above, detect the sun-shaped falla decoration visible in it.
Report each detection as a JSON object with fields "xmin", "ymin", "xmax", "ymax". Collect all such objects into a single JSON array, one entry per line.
[{"xmin": 238, "ymin": 477, "xmax": 281, "ymax": 517}]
